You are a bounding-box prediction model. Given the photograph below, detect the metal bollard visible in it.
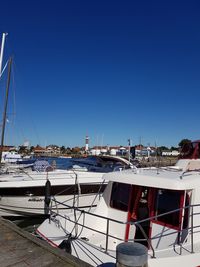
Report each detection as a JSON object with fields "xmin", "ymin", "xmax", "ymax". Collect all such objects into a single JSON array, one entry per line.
[{"xmin": 116, "ymin": 242, "xmax": 148, "ymax": 267}]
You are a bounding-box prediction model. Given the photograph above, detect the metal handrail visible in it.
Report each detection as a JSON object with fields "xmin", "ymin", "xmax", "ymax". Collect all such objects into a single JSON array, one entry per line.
[
  {"xmin": 51, "ymin": 198, "xmax": 191, "ymax": 224},
  {"xmin": 49, "ymin": 198, "xmax": 200, "ymax": 257},
  {"xmin": 191, "ymin": 205, "xmax": 194, "ymax": 253}
]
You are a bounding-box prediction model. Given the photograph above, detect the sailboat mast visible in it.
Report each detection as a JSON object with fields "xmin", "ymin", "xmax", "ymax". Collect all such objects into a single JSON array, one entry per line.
[
  {"xmin": 0, "ymin": 57, "xmax": 12, "ymax": 166},
  {"xmin": 0, "ymin": 33, "xmax": 7, "ymax": 76}
]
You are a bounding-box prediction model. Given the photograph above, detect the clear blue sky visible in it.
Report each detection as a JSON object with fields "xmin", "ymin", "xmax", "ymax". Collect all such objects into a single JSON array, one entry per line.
[{"xmin": 0, "ymin": 0, "xmax": 200, "ymax": 148}]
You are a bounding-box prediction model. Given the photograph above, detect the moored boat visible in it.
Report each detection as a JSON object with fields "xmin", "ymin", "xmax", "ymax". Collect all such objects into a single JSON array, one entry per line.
[
  {"xmin": 0, "ymin": 156, "xmax": 133, "ymax": 217},
  {"xmin": 36, "ymin": 140, "xmax": 200, "ymax": 266}
]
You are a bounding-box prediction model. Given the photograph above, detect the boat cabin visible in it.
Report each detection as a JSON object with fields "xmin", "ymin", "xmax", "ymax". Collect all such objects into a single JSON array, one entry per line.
[{"xmin": 82, "ymin": 164, "xmax": 200, "ymax": 254}]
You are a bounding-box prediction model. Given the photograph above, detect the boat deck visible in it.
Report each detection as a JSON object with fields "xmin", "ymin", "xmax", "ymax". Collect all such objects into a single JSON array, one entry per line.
[{"xmin": 148, "ymin": 242, "xmax": 200, "ymax": 267}]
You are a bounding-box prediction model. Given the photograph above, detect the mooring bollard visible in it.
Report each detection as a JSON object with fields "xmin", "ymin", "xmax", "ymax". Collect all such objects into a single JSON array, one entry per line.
[{"xmin": 116, "ymin": 242, "xmax": 148, "ymax": 267}]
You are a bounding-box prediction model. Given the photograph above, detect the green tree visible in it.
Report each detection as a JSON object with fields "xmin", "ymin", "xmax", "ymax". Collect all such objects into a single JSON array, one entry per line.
[
  {"xmin": 178, "ymin": 139, "xmax": 191, "ymax": 148},
  {"xmin": 170, "ymin": 146, "xmax": 178, "ymax": 150},
  {"xmin": 72, "ymin": 147, "xmax": 81, "ymax": 154},
  {"xmin": 30, "ymin": 146, "xmax": 34, "ymax": 153},
  {"xmin": 18, "ymin": 146, "xmax": 27, "ymax": 154},
  {"xmin": 158, "ymin": 146, "xmax": 169, "ymax": 151},
  {"xmin": 60, "ymin": 146, "xmax": 66, "ymax": 154}
]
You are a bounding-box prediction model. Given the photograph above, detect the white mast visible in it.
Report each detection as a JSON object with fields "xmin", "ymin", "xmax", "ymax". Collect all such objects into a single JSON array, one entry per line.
[
  {"xmin": 0, "ymin": 33, "xmax": 11, "ymax": 166},
  {"xmin": 0, "ymin": 33, "xmax": 8, "ymax": 76},
  {"xmin": 0, "ymin": 57, "xmax": 12, "ymax": 166}
]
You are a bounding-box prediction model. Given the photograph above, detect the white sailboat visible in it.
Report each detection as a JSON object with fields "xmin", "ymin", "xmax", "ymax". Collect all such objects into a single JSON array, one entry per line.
[
  {"xmin": 0, "ymin": 33, "xmax": 135, "ymax": 217},
  {"xmin": 0, "ymin": 33, "xmax": 15, "ymax": 165},
  {"xmin": 0, "ymin": 33, "xmax": 28, "ymax": 165}
]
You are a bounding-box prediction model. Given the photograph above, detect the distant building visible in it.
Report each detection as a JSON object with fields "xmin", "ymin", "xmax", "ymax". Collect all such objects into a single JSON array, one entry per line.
[
  {"xmin": 162, "ymin": 150, "xmax": 180, "ymax": 156},
  {"xmin": 134, "ymin": 145, "xmax": 156, "ymax": 157},
  {"xmin": 46, "ymin": 145, "xmax": 60, "ymax": 154},
  {"xmin": 89, "ymin": 146, "xmax": 129, "ymax": 156},
  {"xmin": 0, "ymin": 145, "xmax": 16, "ymax": 152},
  {"xmin": 33, "ymin": 145, "xmax": 46, "ymax": 155}
]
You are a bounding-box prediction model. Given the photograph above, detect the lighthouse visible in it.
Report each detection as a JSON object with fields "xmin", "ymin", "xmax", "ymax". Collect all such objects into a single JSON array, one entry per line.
[{"xmin": 85, "ymin": 135, "xmax": 89, "ymax": 152}]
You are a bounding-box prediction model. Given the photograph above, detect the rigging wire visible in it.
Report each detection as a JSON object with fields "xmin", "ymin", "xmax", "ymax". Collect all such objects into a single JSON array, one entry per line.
[{"xmin": 0, "ymin": 59, "xmax": 8, "ymax": 79}]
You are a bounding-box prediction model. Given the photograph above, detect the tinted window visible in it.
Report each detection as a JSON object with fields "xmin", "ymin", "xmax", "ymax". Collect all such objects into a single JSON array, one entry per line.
[
  {"xmin": 154, "ymin": 189, "xmax": 182, "ymax": 227},
  {"xmin": 110, "ymin": 182, "xmax": 131, "ymax": 211}
]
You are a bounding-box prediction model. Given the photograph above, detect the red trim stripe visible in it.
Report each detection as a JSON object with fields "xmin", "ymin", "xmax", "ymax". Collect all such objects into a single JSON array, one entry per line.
[{"xmin": 36, "ymin": 229, "xmax": 58, "ymax": 248}]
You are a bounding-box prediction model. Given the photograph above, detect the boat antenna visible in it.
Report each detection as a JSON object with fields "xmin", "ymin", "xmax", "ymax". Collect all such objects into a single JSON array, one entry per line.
[
  {"xmin": 0, "ymin": 57, "xmax": 12, "ymax": 166},
  {"xmin": 128, "ymin": 138, "xmax": 131, "ymax": 163}
]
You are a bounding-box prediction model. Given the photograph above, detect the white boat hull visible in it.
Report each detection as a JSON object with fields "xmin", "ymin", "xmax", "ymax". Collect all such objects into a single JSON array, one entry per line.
[
  {"xmin": 0, "ymin": 169, "xmax": 106, "ymax": 217},
  {"xmin": 0, "ymin": 193, "xmax": 101, "ymax": 217}
]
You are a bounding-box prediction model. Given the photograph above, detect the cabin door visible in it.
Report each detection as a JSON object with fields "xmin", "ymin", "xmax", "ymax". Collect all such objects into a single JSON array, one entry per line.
[
  {"xmin": 125, "ymin": 185, "xmax": 151, "ymax": 246},
  {"xmin": 125, "ymin": 187, "xmax": 189, "ymax": 250}
]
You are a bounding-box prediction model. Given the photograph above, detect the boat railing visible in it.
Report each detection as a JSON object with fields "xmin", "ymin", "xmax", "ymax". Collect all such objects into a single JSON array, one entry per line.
[
  {"xmin": 49, "ymin": 199, "xmax": 200, "ymax": 258},
  {"xmin": 48, "ymin": 175, "xmax": 105, "ymax": 213}
]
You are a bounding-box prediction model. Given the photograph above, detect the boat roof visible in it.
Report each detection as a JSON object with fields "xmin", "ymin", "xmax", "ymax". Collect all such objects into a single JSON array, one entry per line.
[
  {"xmin": 97, "ymin": 155, "xmax": 133, "ymax": 165},
  {"xmin": 103, "ymin": 166, "xmax": 200, "ymax": 190},
  {"xmin": 72, "ymin": 155, "xmax": 133, "ymax": 166}
]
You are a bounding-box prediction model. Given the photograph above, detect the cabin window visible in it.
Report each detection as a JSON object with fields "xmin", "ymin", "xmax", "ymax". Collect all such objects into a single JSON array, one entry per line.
[
  {"xmin": 154, "ymin": 189, "xmax": 183, "ymax": 228},
  {"xmin": 110, "ymin": 182, "xmax": 131, "ymax": 211}
]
